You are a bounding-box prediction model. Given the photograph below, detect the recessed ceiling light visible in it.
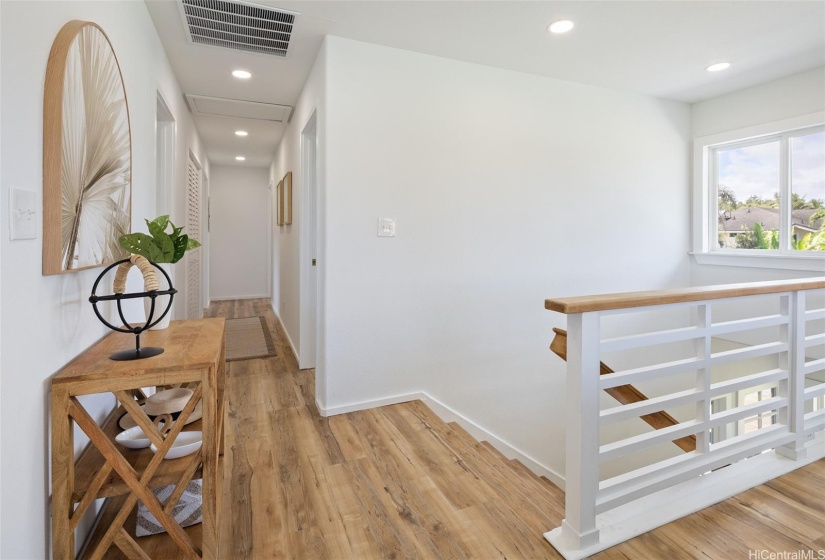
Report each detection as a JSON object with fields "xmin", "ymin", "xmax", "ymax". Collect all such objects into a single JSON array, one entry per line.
[
  {"xmin": 232, "ymin": 69, "xmax": 252, "ymax": 79},
  {"xmin": 548, "ymin": 20, "xmax": 574, "ymax": 34},
  {"xmin": 706, "ymin": 62, "xmax": 731, "ymax": 72},
  {"xmin": 235, "ymin": 130, "xmax": 248, "ymax": 137},
  {"xmin": 235, "ymin": 156, "xmax": 246, "ymax": 161}
]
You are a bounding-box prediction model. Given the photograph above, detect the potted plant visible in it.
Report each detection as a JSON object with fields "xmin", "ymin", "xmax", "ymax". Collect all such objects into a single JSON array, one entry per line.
[{"xmin": 119, "ymin": 215, "xmax": 201, "ymax": 329}]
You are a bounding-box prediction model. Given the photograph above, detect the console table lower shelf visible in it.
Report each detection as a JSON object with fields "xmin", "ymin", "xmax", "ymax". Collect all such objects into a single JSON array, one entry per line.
[{"xmin": 78, "ymin": 456, "xmax": 224, "ymax": 560}]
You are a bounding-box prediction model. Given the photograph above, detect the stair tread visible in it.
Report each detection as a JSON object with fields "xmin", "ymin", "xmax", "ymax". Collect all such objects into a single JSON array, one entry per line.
[
  {"xmin": 441, "ymin": 420, "xmax": 564, "ymax": 520},
  {"xmin": 509, "ymin": 458, "xmax": 546, "ymax": 486},
  {"xmin": 509, "ymin": 459, "xmax": 565, "ymax": 501},
  {"xmin": 408, "ymin": 407, "xmax": 561, "ymax": 531},
  {"xmin": 480, "ymin": 440, "xmax": 509, "ymax": 462}
]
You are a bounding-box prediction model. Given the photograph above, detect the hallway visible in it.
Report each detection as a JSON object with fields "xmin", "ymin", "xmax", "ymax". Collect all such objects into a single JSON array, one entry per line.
[{"xmin": 207, "ymin": 299, "xmax": 564, "ymax": 559}]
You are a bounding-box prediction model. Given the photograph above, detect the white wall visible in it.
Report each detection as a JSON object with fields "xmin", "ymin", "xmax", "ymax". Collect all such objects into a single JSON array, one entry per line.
[
  {"xmin": 209, "ymin": 165, "xmax": 271, "ymax": 300},
  {"xmin": 0, "ymin": 2, "xmax": 208, "ymax": 558},
  {"xmin": 319, "ymin": 37, "xmax": 692, "ymax": 479},
  {"xmin": 690, "ymin": 66, "xmax": 825, "ymax": 287},
  {"xmin": 270, "ymin": 41, "xmax": 326, "ymax": 368}
]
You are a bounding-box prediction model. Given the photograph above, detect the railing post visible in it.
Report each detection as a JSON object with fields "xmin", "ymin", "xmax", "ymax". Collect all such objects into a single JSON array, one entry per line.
[
  {"xmin": 777, "ymin": 291, "xmax": 808, "ymax": 461},
  {"xmin": 695, "ymin": 303, "xmax": 712, "ymax": 453},
  {"xmin": 559, "ymin": 312, "xmax": 601, "ymax": 550}
]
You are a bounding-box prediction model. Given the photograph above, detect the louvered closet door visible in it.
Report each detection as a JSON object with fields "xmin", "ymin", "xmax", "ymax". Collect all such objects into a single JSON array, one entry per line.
[{"xmin": 186, "ymin": 155, "xmax": 202, "ymax": 319}]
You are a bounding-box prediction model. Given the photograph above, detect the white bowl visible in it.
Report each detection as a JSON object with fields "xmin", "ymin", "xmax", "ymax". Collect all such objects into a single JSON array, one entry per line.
[
  {"xmin": 115, "ymin": 426, "xmax": 152, "ymax": 449},
  {"xmin": 144, "ymin": 388, "xmax": 193, "ymax": 416},
  {"xmin": 150, "ymin": 431, "xmax": 203, "ymax": 460}
]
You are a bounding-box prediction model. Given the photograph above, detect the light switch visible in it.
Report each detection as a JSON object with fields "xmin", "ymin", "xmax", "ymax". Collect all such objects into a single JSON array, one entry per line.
[
  {"xmin": 9, "ymin": 188, "xmax": 37, "ymax": 240},
  {"xmin": 378, "ymin": 217, "xmax": 396, "ymax": 237}
]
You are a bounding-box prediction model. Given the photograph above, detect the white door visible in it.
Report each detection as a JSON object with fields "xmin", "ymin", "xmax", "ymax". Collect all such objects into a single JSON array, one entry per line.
[
  {"xmin": 186, "ymin": 153, "xmax": 202, "ymax": 319},
  {"xmin": 300, "ymin": 112, "xmax": 318, "ymax": 369}
]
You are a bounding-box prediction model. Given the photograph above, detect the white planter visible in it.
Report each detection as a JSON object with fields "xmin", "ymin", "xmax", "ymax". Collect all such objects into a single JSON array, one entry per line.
[{"xmin": 144, "ymin": 263, "xmax": 173, "ymax": 330}]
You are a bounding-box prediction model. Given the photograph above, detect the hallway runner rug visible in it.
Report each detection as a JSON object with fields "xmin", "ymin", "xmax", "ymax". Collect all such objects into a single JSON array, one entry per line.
[{"xmin": 225, "ymin": 316, "xmax": 277, "ymax": 361}]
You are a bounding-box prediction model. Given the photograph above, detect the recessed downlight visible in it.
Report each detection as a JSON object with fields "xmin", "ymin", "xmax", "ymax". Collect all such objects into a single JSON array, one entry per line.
[
  {"xmin": 235, "ymin": 130, "xmax": 248, "ymax": 137},
  {"xmin": 548, "ymin": 19, "xmax": 574, "ymax": 34},
  {"xmin": 706, "ymin": 62, "xmax": 731, "ymax": 72},
  {"xmin": 235, "ymin": 156, "xmax": 246, "ymax": 161},
  {"xmin": 232, "ymin": 69, "xmax": 252, "ymax": 79}
]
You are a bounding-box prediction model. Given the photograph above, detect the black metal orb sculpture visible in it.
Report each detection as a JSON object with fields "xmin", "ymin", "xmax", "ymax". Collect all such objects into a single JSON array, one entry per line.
[{"xmin": 89, "ymin": 257, "xmax": 178, "ymax": 361}]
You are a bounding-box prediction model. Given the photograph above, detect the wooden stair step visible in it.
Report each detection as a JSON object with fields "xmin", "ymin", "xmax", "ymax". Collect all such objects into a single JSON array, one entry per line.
[
  {"xmin": 480, "ymin": 441, "xmax": 509, "ymax": 462},
  {"xmin": 508, "ymin": 459, "xmax": 565, "ymax": 504},
  {"xmin": 508, "ymin": 458, "xmax": 549, "ymax": 488},
  {"xmin": 457, "ymin": 426, "xmax": 563, "ymax": 516},
  {"xmin": 551, "ymin": 328, "xmax": 696, "ymax": 453},
  {"xmin": 407, "ymin": 403, "xmax": 559, "ymax": 533},
  {"xmin": 471, "ymin": 437, "xmax": 519, "ymax": 473},
  {"xmin": 405, "ymin": 405, "xmax": 558, "ymax": 516},
  {"xmin": 447, "ymin": 423, "xmax": 551, "ymax": 495}
]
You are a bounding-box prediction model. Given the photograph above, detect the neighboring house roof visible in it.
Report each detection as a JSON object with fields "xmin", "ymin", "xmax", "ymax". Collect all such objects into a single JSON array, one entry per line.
[{"xmin": 719, "ymin": 207, "xmax": 823, "ymax": 234}]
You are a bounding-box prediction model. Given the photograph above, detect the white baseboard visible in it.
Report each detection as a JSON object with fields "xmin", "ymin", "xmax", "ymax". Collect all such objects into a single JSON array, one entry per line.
[
  {"xmin": 317, "ymin": 392, "xmax": 427, "ymax": 417},
  {"xmin": 317, "ymin": 390, "xmax": 565, "ymax": 489},
  {"xmin": 211, "ymin": 294, "xmax": 270, "ymax": 301},
  {"xmin": 271, "ymin": 306, "xmax": 300, "ymax": 365}
]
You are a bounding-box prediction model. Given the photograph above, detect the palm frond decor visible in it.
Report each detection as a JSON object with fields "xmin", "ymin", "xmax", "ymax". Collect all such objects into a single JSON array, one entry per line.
[{"xmin": 43, "ymin": 21, "xmax": 131, "ymax": 274}]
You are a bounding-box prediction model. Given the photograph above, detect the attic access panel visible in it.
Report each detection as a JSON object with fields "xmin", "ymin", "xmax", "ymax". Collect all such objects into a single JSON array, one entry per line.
[
  {"xmin": 178, "ymin": 0, "xmax": 296, "ymax": 57},
  {"xmin": 185, "ymin": 94, "xmax": 293, "ymax": 122}
]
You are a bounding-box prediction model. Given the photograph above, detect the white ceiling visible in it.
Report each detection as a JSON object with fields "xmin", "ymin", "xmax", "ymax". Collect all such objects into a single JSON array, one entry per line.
[{"xmin": 145, "ymin": 0, "xmax": 825, "ymax": 169}]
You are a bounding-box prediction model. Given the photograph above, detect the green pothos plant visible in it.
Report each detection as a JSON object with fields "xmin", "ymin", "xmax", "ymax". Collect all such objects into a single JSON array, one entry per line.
[{"xmin": 118, "ymin": 215, "xmax": 201, "ymax": 263}]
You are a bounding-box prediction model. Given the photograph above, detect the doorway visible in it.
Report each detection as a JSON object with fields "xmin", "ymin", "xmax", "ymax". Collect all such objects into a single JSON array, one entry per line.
[
  {"xmin": 300, "ymin": 111, "xmax": 318, "ymax": 371},
  {"xmin": 155, "ymin": 94, "xmax": 175, "ymax": 217}
]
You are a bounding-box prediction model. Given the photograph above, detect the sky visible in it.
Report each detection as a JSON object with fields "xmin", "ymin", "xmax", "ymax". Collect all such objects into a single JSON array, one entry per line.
[{"xmin": 717, "ymin": 130, "xmax": 825, "ymax": 203}]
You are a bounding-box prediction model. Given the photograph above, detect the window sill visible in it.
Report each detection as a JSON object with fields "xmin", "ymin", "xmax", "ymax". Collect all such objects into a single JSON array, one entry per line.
[{"xmin": 691, "ymin": 251, "xmax": 825, "ymax": 272}]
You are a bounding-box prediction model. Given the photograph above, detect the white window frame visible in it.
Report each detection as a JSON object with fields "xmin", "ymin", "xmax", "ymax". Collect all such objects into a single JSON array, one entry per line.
[{"xmin": 692, "ymin": 111, "xmax": 825, "ymax": 271}]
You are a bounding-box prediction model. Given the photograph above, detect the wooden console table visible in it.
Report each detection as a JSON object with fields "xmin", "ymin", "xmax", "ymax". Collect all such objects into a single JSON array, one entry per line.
[{"xmin": 51, "ymin": 318, "xmax": 226, "ymax": 560}]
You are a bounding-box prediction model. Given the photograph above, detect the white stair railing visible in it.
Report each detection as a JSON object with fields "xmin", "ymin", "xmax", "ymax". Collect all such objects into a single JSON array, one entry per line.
[{"xmin": 545, "ymin": 278, "xmax": 825, "ymax": 560}]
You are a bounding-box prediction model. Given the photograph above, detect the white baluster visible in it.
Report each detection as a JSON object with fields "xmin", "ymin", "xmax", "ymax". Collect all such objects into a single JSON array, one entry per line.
[{"xmin": 777, "ymin": 291, "xmax": 808, "ymax": 461}]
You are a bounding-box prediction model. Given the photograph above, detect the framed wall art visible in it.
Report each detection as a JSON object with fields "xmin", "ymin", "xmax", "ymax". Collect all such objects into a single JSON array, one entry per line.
[
  {"xmin": 43, "ymin": 20, "xmax": 132, "ymax": 275},
  {"xmin": 283, "ymin": 172, "xmax": 293, "ymax": 225},
  {"xmin": 276, "ymin": 179, "xmax": 285, "ymax": 226}
]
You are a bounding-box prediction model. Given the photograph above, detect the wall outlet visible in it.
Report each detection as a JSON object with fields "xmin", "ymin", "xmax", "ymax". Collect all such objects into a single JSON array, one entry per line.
[
  {"xmin": 9, "ymin": 188, "xmax": 37, "ymax": 240},
  {"xmin": 378, "ymin": 217, "xmax": 396, "ymax": 237}
]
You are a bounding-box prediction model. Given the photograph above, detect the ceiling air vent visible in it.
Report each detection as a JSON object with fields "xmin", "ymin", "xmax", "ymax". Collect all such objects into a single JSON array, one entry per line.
[{"xmin": 178, "ymin": 0, "xmax": 296, "ymax": 57}]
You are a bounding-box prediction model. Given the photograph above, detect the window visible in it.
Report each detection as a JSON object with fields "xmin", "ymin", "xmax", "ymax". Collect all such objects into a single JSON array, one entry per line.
[
  {"xmin": 713, "ymin": 127, "xmax": 824, "ymax": 252},
  {"xmin": 693, "ymin": 113, "xmax": 825, "ymax": 270}
]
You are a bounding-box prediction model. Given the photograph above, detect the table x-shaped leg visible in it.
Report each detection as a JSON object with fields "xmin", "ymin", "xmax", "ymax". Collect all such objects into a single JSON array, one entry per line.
[{"xmin": 68, "ymin": 384, "xmax": 204, "ymax": 559}]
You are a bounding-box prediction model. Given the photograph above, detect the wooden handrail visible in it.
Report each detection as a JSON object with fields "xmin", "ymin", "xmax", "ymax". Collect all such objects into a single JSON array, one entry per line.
[
  {"xmin": 546, "ymin": 278, "xmax": 824, "ymax": 315},
  {"xmin": 550, "ymin": 328, "xmax": 696, "ymax": 453}
]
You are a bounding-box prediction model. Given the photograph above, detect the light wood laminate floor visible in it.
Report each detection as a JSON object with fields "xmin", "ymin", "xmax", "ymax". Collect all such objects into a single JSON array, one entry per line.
[{"xmin": 123, "ymin": 299, "xmax": 825, "ymax": 559}]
